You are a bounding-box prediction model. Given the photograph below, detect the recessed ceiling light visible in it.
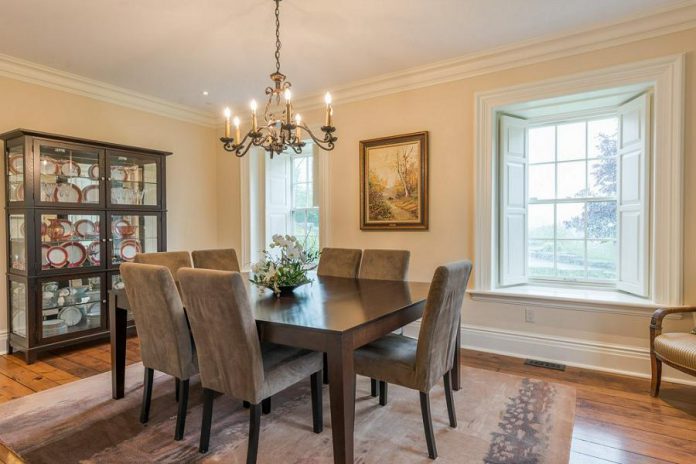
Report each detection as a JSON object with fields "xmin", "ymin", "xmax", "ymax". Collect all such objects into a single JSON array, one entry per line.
[{"xmin": 202, "ymin": 91, "xmax": 209, "ymax": 96}]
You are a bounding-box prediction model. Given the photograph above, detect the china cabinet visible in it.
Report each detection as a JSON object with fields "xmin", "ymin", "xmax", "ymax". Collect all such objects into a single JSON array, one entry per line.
[{"xmin": 2, "ymin": 129, "xmax": 170, "ymax": 363}]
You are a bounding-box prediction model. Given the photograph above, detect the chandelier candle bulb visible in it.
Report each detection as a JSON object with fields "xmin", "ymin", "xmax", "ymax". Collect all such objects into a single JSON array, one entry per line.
[
  {"xmin": 223, "ymin": 107, "xmax": 232, "ymax": 138},
  {"xmin": 250, "ymin": 99, "xmax": 258, "ymax": 132},
  {"xmin": 233, "ymin": 116, "xmax": 241, "ymax": 142},
  {"xmin": 295, "ymin": 114, "xmax": 302, "ymax": 139},
  {"xmin": 284, "ymin": 89, "xmax": 292, "ymax": 124}
]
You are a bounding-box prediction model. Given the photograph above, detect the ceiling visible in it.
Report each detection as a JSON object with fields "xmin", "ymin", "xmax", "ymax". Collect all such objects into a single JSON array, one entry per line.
[{"xmin": 0, "ymin": 0, "xmax": 685, "ymax": 112}]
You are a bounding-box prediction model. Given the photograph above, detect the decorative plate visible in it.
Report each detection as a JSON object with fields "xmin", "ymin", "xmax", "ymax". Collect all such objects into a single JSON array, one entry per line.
[
  {"xmin": 87, "ymin": 241, "xmax": 101, "ymax": 266},
  {"xmin": 85, "ymin": 302, "xmax": 101, "ymax": 318},
  {"xmin": 40, "ymin": 158, "xmax": 58, "ymax": 176},
  {"xmin": 110, "ymin": 166, "xmax": 129, "ymax": 181},
  {"xmin": 13, "ymin": 182, "xmax": 24, "ymax": 201},
  {"xmin": 58, "ymin": 306, "xmax": 83, "ymax": 327},
  {"xmin": 53, "ymin": 183, "xmax": 82, "ymax": 203},
  {"xmin": 74, "ymin": 219, "xmax": 97, "ymax": 238},
  {"xmin": 119, "ymin": 239, "xmax": 141, "ymax": 261},
  {"xmin": 60, "ymin": 160, "xmax": 81, "ymax": 177},
  {"xmin": 58, "ymin": 219, "xmax": 74, "ymax": 239},
  {"xmin": 112, "ymin": 219, "xmax": 136, "ymax": 238},
  {"xmin": 62, "ymin": 241, "xmax": 88, "ymax": 267},
  {"xmin": 8, "ymin": 154, "xmax": 23, "ymax": 174},
  {"xmin": 88, "ymin": 164, "xmax": 100, "ymax": 180},
  {"xmin": 43, "ymin": 319, "xmax": 67, "ymax": 337},
  {"xmin": 19, "ymin": 221, "xmax": 25, "ymax": 238},
  {"xmin": 46, "ymin": 246, "xmax": 69, "ymax": 268},
  {"xmin": 82, "ymin": 185, "xmax": 100, "ymax": 203},
  {"xmin": 41, "ymin": 244, "xmax": 51, "ymax": 269}
]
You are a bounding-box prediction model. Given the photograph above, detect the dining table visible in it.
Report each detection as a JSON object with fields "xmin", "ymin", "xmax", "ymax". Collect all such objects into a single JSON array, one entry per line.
[{"xmin": 109, "ymin": 273, "xmax": 462, "ymax": 464}]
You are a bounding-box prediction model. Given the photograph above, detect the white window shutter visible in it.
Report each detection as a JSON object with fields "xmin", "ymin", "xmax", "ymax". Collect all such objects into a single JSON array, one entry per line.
[
  {"xmin": 265, "ymin": 153, "xmax": 292, "ymax": 245},
  {"xmin": 499, "ymin": 114, "xmax": 528, "ymax": 286},
  {"xmin": 617, "ymin": 94, "xmax": 651, "ymax": 297}
]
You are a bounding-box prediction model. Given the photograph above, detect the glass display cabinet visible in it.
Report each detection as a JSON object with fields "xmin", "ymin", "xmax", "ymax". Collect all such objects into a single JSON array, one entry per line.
[{"xmin": 2, "ymin": 129, "xmax": 170, "ymax": 363}]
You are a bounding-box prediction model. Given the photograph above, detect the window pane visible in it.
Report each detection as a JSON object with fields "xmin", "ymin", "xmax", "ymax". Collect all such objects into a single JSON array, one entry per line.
[
  {"xmin": 557, "ymin": 203, "xmax": 584, "ymax": 239},
  {"xmin": 588, "ymin": 118, "xmax": 618, "ymax": 158},
  {"xmin": 306, "ymin": 208, "xmax": 319, "ymax": 235},
  {"xmin": 292, "ymin": 209, "xmax": 307, "ymax": 237},
  {"xmin": 557, "ymin": 161, "xmax": 587, "ymax": 199},
  {"xmin": 293, "ymin": 158, "xmax": 307, "ymax": 183},
  {"xmin": 529, "ymin": 204, "xmax": 554, "ymax": 239},
  {"xmin": 587, "ymin": 240, "xmax": 616, "ymax": 280},
  {"xmin": 557, "ymin": 122, "xmax": 586, "ymax": 161},
  {"xmin": 529, "ymin": 240, "xmax": 555, "ymax": 278},
  {"xmin": 529, "ymin": 164, "xmax": 555, "ymax": 200},
  {"xmin": 293, "ymin": 183, "xmax": 310, "ymax": 209},
  {"xmin": 306, "ymin": 157, "xmax": 313, "ymax": 182},
  {"xmin": 589, "ymin": 158, "xmax": 616, "ymax": 197},
  {"xmin": 529, "ymin": 126, "xmax": 555, "ymax": 164},
  {"xmin": 556, "ymin": 240, "xmax": 585, "ymax": 279},
  {"xmin": 587, "ymin": 201, "xmax": 617, "ymax": 239}
]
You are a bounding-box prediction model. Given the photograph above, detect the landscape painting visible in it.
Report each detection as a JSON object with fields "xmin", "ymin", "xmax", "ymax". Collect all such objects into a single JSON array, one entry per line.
[{"xmin": 360, "ymin": 132, "xmax": 428, "ymax": 230}]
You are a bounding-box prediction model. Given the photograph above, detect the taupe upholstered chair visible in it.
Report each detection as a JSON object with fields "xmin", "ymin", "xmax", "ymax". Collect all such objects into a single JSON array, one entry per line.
[
  {"xmin": 177, "ymin": 268, "xmax": 324, "ymax": 461},
  {"xmin": 134, "ymin": 251, "xmax": 192, "ymax": 291},
  {"xmin": 120, "ymin": 263, "xmax": 198, "ymax": 441},
  {"xmin": 650, "ymin": 306, "xmax": 696, "ymax": 396},
  {"xmin": 358, "ymin": 249, "xmax": 410, "ymax": 281},
  {"xmin": 354, "ymin": 260, "xmax": 472, "ymax": 459},
  {"xmin": 192, "ymin": 248, "xmax": 241, "ymax": 272},
  {"xmin": 317, "ymin": 248, "xmax": 362, "ymax": 278},
  {"xmin": 358, "ymin": 249, "xmax": 411, "ymax": 397}
]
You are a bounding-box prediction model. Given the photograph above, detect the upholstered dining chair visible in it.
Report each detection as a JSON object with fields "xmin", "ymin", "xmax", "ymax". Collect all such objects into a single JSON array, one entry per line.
[
  {"xmin": 177, "ymin": 268, "xmax": 324, "ymax": 462},
  {"xmin": 120, "ymin": 263, "xmax": 198, "ymax": 441},
  {"xmin": 353, "ymin": 260, "xmax": 472, "ymax": 459},
  {"xmin": 358, "ymin": 249, "xmax": 411, "ymax": 397},
  {"xmin": 317, "ymin": 247, "xmax": 362, "ymax": 278},
  {"xmin": 133, "ymin": 251, "xmax": 192, "ymax": 293},
  {"xmin": 650, "ymin": 306, "xmax": 696, "ymax": 396},
  {"xmin": 192, "ymin": 248, "xmax": 241, "ymax": 272}
]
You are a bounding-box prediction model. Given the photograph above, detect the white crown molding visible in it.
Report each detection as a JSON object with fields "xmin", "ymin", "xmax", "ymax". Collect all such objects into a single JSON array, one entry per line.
[
  {"xmin": 0, "ymin": 53, "xmax": 218, "ymax": 127},
  {"xmin": 292, "ymin": 1, "xmax": 696, "ymax": 114}
]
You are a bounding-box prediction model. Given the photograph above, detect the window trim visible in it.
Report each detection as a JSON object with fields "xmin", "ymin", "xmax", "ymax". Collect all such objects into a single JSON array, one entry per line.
[{"xmin": 474, "ymin": 54, "xmax": 685, "ymax": 306}]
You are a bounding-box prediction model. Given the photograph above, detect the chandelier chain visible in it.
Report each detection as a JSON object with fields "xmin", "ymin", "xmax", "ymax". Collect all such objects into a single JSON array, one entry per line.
[{"xmin": 274, "ymin": 0, "xmax": 281, "ymax": 73}]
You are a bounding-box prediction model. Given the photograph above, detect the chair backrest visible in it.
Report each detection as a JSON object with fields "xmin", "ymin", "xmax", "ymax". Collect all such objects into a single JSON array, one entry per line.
[
  {"xmin": 317, "ymin": 248, "xmax": 362, "ymax": 278},
  {"xmin": 415, "ymin": 260, "xmax": 472, "ymax": 391},
  {"xmin": 120, "ymin": 263, "xmax": 197, "ymax": 380},
  {"xmin": 358, "ymin": 249, "xmax": 410, "ymax": 281},
  {"xmin": 192, "ymin": 248, "xmax": 241, "ymax": 272},
  {"xmin": 133, "ymin": 251, "xmax": 192, "ymax": 283},
  {"xmin": 177, "ymin": 268, "xmax": 264, "ymax": 403}
]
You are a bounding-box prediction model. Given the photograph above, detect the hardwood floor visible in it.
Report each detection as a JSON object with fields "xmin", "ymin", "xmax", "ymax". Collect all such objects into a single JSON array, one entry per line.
[{"xmin": 1, "ymin": 340, "xmax": 695, "ymax": 463}]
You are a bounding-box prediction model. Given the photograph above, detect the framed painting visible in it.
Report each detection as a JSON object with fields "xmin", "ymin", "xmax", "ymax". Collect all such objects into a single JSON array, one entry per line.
[{"xmin": 360, "ymin": 131, "xmax": 429, "ymax": 230}]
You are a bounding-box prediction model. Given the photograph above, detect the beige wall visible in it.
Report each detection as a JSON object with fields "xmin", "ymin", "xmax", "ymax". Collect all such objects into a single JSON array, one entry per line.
[{"xmin": 0, "ymin": 77, "xmax": 220, "ymax": 333}]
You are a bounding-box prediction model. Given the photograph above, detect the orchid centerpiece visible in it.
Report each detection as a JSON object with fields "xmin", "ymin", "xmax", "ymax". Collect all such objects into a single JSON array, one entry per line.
[{"xmin": 249, "ymin": 234, "xmax": 320, "ymax": 297}]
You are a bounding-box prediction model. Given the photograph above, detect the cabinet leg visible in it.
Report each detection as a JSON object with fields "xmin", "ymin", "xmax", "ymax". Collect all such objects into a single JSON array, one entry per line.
[{"xmin": 24, "ymin": 350, "xmax": 38, "ymax": 365}]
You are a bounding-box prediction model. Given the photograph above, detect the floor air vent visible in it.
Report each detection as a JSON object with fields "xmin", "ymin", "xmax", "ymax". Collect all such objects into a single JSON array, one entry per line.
[{"xmin": 524, "ymin": 359, "xmax": 566, "ymax": 371}]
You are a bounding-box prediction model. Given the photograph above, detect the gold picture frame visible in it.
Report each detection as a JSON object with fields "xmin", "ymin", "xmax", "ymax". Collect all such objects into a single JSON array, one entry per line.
[{"xmin": 360, "ymin": 131, "xmax": 429, "ymax": 230}]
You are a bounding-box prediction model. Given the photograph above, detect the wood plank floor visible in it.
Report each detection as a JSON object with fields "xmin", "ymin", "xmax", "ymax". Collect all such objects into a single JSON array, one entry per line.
[{"xmin": 1, "ymin": 340, "xmax": 695, "ymax": 463}]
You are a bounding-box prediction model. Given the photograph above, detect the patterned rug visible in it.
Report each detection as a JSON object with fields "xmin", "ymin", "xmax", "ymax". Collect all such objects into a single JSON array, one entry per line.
[{"xmin": 0, "ymin": 363, "xmax": 575, "ymax": 463}]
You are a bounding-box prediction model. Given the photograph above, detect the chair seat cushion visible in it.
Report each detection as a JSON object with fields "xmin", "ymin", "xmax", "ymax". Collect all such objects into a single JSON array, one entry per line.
[
  {"xmin": 258, "ymin": 343, "xmax": 323, "ymax": 403},
  {"xmin": 354, "ymin": 334, "xmax": 419, "ymax": 390},
  {"xmin": 654, "ymin": 332, "xmax": 696, "ymax": 371}
]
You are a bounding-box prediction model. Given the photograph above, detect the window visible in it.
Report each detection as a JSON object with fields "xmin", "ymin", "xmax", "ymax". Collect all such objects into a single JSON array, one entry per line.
[
  {"xmin": 290, "ymin": 151, "xmax": 320, "ymax": 253},
  {"xmin": 499, "ymin": 93, "xmax": 651, "ymax": 297}
]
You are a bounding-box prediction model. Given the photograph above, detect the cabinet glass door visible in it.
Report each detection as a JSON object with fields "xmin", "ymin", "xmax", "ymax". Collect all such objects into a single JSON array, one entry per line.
[
  {"xmin": 39, "ymin": 274, "xmax": 104, "ymax": 340},
  {"xmin": 10, "ymin": 279, "xmax": 28, "ymax": 338},
  {"xmin": 108, "ymin": 213, "xmax": 160, "ymax": 267},
  {"xmin": 9, "ymin": 213, "xmax": 27, "ymax": 273},
  {"xmin": 107, "ymin": 152, "xmax": 160, "ymax": 208},
  {"xmin": 39, "ymin": 212, "xmax": 103, "ymax": 273},
  {"xmin": 6, "ymin": 142, "xmax": 26, "ymax": 203},
  {"xmin": 36, "ymin": 142, "xmax": 103, "ymax": 207}
]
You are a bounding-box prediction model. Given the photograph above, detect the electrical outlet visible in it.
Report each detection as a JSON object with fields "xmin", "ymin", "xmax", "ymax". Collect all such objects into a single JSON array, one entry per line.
[{"xmin": 525, "ymin": 308, "xmax": 535, "ymax": 323}]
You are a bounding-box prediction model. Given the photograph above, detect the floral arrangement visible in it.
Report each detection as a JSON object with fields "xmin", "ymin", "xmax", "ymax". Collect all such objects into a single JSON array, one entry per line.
[{"xmin": 249, "ymin": 234, "xmax": 320, "ymax": 297}]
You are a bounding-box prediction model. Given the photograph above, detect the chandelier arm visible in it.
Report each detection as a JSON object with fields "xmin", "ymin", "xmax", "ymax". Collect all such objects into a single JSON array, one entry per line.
[{"xmin": 299, "ymin": 125, "xmax": 337, "ymax": 151}]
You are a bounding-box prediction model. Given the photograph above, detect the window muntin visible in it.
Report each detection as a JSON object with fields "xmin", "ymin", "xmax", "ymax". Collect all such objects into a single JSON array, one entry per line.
[{"xmin": 527, "ymin": 116, "xmax": 618, "ymax": 283}]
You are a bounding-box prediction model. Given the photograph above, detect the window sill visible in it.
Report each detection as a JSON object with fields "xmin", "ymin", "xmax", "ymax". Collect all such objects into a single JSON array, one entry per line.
[{"xmin": 468, "ymin": 285, "xmax": 675, "ymax": 318}]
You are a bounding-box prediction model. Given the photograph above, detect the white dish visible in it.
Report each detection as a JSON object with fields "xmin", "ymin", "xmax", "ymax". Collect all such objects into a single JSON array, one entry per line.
[
  {"xmin": 58, "ymin": 306, "xmax": 83, "ymax": 327},
  {"xmin": 47, "ymin": 246, "xmax": 69, "ymax": 268},
  {"xmin": 62, "ymin": 242, "xmax": 87, "ymax": 267},
  {"xmin": 53, "ymin": 183, "xmax": 82, "ymax": 203},
  {"xmin": 74, "ymin": 219, "xmax": 97, "ymax": 238},
  {"xmin": 82, "ymin": 185, "xmax": 99, "ymax": 203}
]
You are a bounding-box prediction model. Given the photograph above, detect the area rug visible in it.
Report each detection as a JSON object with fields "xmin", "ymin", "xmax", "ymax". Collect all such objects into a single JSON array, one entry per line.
[{"xmin": 0, "ymin": 363, "xmax": 575, "ymax": 463}]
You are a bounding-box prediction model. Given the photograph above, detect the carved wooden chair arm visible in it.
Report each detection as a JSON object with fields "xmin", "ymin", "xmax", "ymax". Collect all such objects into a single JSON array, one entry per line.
[{"xmin": 650, "ymin": 306, "xmax": 696, "ymax": 338}]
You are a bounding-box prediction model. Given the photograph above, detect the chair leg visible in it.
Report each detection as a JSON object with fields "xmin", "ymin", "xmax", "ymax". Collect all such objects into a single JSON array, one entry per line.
[
  {"xmin": 247, "ymin": 403, "xmax": 262, "ymax": 464},
  {"xmin": 651, "ymin": 354, "xmax": 663, "ymax": 397},
  {"xmin": 262, "ymin": 397, "xmax": 272, "ymax": 415},
  {"xmin": 174, "ymin": 379, "xmax": 189, "ymax": 440},
  {"xmin": 419, "ymin": 391, "xmax": 438, "ymax": 459},
  {"xmin": 379, "ymin": 381, "xmax": 388, "ymax": 406},
  {"xmin": 175, "ymin": 378, "xmax": 180, "ymax": 402},
  {"xmin": 199, "ymin": 388, "xmax": 215, "ymax": 453},
  {"xmin": 140, "ymin": 367, "xmax": 154, "ymax": 424},
  {"xmin": 311, "ymin": 371, "xmax": 323, "ymax": 433},
  {"xmin": 443, "ymin": 371, "xmax": 457, "ymax": 428},
  {"xmin": 323, "ymin": 353, "xmax": 329, "ymax": 384},
  {"xmin": 370, "ymin": 378, "xmax": 380, "ymax": 397}
]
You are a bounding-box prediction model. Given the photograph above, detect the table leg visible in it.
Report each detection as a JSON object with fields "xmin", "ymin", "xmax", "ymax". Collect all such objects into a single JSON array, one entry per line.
[
  {"xmin": 327, "ymin": 337, "xmax": 355, "ymax": 464},
  {"xmin": 452, "ymin": 320, "xmax": 461, "ymax": 391},
  {"xmin": 110, "ymin": 294, "xmax": 127, "ymax": 400}
]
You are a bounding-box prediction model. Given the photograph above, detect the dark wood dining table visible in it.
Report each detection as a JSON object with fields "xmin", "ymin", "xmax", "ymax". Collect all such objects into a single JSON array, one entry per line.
[{"xmin": 109, "ymin": 274, "xmax": 462, "ymax": 464}]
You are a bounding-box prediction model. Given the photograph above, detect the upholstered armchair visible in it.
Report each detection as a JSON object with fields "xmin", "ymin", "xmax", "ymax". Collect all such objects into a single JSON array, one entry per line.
[{"xmin": 649, "ymin": 306, "xmax": 696, "ymax": 396}]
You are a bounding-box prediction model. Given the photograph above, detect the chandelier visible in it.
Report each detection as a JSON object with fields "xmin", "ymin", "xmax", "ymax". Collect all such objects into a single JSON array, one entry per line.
[{"xmin": 220, "ymin": 0, "xmax": 337, "ymax": 158}]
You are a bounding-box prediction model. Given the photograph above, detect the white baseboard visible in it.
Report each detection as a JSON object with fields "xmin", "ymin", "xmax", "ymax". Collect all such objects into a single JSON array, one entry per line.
[
  {"xmin": 0, "ymin": 331, "xmax": 7, "ymax": 356},
  {"xmin": 403, "ymin": 322, "xmax": 696, "ymax": 387}
]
